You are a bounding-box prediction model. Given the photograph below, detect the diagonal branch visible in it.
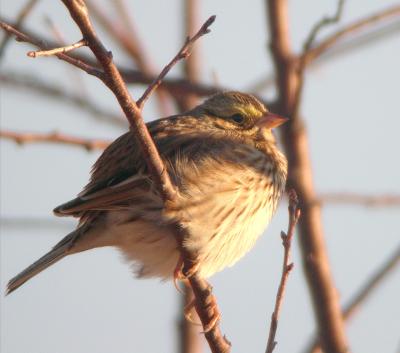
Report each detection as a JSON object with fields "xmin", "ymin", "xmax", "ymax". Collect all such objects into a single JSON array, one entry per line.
[
  {"xmin": 265, "ymin": 190, "xmax": 301, "ymax": 353},
  {"xmin": 1, "ymin": 129, "xmax": 110, "ymax": 150},
  {"xmin": 303, "ymin": 0, "xmax": 345, "ymax": 53},
  {"xmin": 136, "ymin": 15, "xmax": 216, "ymax": 109},
  {"xmin": 305, "ymin": 244, "xmax": 400, "ymax": 353},
  {"xmin": 293, "ymin": 0, "xmax": 345, "ymax": 119},
  {"xmin": 302, "ymin": 5, "xmax": 400, "ymax": 65},
  {"xmin": 0, "ymin": 0, "xmax": 39, "ymax": 58},
  {"xmin": 0, "ymin": 21, "xmax": 103, "ymax": 78}
]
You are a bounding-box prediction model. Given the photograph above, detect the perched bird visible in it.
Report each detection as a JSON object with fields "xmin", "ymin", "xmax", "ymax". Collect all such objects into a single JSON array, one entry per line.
[{"xmin": 7, "ymin": 91, "xmax": 288, "ymax": 295}]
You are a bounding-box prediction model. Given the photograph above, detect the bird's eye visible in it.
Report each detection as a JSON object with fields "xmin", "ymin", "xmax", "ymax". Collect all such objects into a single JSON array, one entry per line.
[{"xmin": 230, "ymin": 113, "xmax": 244, "ymax": 124}]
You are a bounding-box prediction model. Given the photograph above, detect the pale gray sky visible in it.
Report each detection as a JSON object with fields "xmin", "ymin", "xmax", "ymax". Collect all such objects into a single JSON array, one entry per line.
[{"xmin": 1, "ymin": 1, "xmax": 400, "ymax": 353}]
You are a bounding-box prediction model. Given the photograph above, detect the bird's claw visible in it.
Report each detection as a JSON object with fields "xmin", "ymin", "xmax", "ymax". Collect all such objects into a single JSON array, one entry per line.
[
  {"xmin": 182, "ymin": 260, "xmax": 200, "ymax": 278},
  {"xmin": 183, "ymin": 284, "xmax": 221, "ymax": 333},
  {"xmin": 173, "ymin": 257, "xmax": 185, "ymax": 294},
  {"xmin": 173, "ymin": 257, "xmax": 200, "ymax": 294}
]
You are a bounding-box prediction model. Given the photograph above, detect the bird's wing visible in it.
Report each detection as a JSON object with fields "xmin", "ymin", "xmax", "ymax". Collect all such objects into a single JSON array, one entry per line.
[
  {"xmin": 53, "ymin": 115, "xmax": 274, "ymax": 218},
  {"xmin": 53, "ymin": 116, "xmax": 203, "ymax": 217}
]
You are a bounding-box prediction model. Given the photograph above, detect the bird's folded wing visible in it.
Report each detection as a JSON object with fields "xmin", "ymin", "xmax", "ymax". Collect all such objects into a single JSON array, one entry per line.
[{"xmin": 53, "ymin": 175, "xmax": 153, "ymax": 216}]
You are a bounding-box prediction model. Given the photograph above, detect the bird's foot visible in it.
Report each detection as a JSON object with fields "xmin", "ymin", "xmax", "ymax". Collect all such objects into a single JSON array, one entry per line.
[
  {"xmin": 173, "ymin": 257, "xmax": 185, "ymax": 294},
  {"xmin": 182, "ymin": 259, "xmax": 200, "ymax": 278},
  {"xmin": 184, "ymin": 299, "xmax": 202, "ymax": 326},
  {"xmin": 173, "ymin": 257, "xmax": 200, "ymax": 293},
  {"xmin": 184, "ymin": 284, "xmax": 221, "ymax": 333},
  {"xmin": 201, "ymin": 284, "xmax": 221, "ymax": 333}
]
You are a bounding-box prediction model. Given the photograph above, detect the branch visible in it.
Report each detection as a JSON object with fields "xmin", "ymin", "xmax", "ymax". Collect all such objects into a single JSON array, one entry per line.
[
  {"xmin": 136, "ymin": 15, "xmax": 216, "ymax": 109},
  {"xmin": 266, "ymin": 1, "xmax": 350, "ymax": 352},
  {"xmin": 303, "ymin": 0, "xmax": 345, "ymax": 53},
  {"xmin": 0, "ymin": 129, "xmax": 110, "ymax": 150},
  {"xmin": 1, "ymin": 71, "xmax": 126, "ymax": 127},
  {"xmin": 293, "ymin": 0, "xmax": 345, "ymax": 119},
  {"xmin": 265, "ymin": 190, "xmax": 301, "ymax": 353},
  {"xmin": 43, "ymin": 15, "xmax": 92, "ymax": 99},
  {"xmin": 0, "ymin": 16, "xmax": 275, "ymax": 107},
  {"xmin": 305, "ymin": 244, "xmax": 400, "ymax": 353},
  {"xmin": 302, "ymin": 5, "xmax": 400, "ymax": 65},
  {"xmin": 59, "ymin": 0, "xmax": 178, "ymax": 202},
  {"xmin": 27, "ymin": 38, "xmax": 87, "ymax": 57},
  {"xmin": 178, "ymin": 0, "xmax": 202, "ymax": 111},
  {"xmin": 179, "ymin": 283, "xmax": 202, "ymax": 353},
  {"xmin": 0, "ymin": 14, "xmax": 277, "ymax": 108},
  {"xmin": 178, "ymin": 2, "xmax": 203, "ymax": 353},
  {"xmin": 87, "ymin": 0, "xmax": 174, "ymax": 116},
  {"xmin": 311, "ymin": 19, "xmax": 400, "ymax": 64},
  {"xmin": 0, "ymin": 21, "xmax": 103, "ymax": 78},
  {"xmin": 185, "ymin": 275, "xmax": 231, "ymax": 353},
  {"xmin": 0, "ymin": 0, "xmax": 39, "ymax": 58},
  {"xmin": 317, "ymin": 193, "xmax": 400, "ymax": 207},
  {"xmin": 342, "ymin": 245, "xmax": 400, "ymax": 320}
]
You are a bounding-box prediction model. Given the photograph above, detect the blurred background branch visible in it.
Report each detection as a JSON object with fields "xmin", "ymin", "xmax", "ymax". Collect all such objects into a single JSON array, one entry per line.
[
  {"xmin": 0, "ymin": 0, "xmax": 39, "ymax": 58},
  {"xmin": 266, "ymin": 0, "xmax": 349, "ymax": 351},
  {"xmin": 305, "ymin": 244, "xmax": 400, "ymax": 353},
  {"xmin": 178, "ymin": 1, "xmax": 203, "ymax": 353},
  {"xmin": 0, "ymin": 129, "xmax": 110, "ymax": 150}
]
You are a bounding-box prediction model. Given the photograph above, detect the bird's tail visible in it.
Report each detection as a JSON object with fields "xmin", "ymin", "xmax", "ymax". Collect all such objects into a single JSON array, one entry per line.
[{"xmin": 6, "ymin": 229, "xmax": 79, "ymax": 295}]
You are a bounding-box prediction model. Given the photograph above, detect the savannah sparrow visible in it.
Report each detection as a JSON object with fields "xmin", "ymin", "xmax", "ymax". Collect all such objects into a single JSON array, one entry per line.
[{"xmin": 7, "ymin": 91, "xmax": 288, "ymax": 294}]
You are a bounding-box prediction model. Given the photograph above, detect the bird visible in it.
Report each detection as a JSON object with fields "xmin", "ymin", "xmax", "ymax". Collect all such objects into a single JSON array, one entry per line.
[{"xmin": 7, "ymin": 91, "xmax": 288, "ymax": 295}]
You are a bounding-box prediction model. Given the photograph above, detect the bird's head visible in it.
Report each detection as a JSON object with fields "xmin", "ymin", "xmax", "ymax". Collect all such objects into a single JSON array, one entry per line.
[{"xmin": 195, "ymin": 91, "xmax": 288, "ymax": 141}]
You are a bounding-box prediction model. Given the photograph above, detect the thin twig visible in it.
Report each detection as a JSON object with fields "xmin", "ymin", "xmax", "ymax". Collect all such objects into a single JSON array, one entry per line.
[
  {"xmin": 302, "ymin": 5, "xmax": 400, "ymax": 65},
  {"xmin": 303, "ymin": 0, "xmax": 345, "ymax": 53},
  {"xmin": 265, "ymin": 190, "xmax": 301, "ymax": 353},
  {"xmin": 305, "ymin": 245, "xmax": 400, "ymax": 353},
  {"xmin": 87, "ymin": 0, "xmax": 173, "ymax": 116},
  {"xmin": 311, "ymin": 19, "xmax": 400, "ymax": 64},
  {"xmin": 27, "ymin": 38, "xmax": 87, "ymax": 57},
  {"xmin": 0, "ymin": 0, "xmax": 39, "ymax": 58},
  {"xmin": 0, "ymin": 129, "xmax": 110, "ymax": 151},
  {"xmin": 292, "ymin": 0, "xmax": 345, "ymax": 119},
  {"xmin": 0, "ymin": 21, "xmax": 103, "ymax": 78},
  {"xmin": 136, "ymin": 15, "xmax": 216, "ymax": 109},
  {"xmin": 43, "ymin": 15, "xmax": 91, "ymax": 98}
]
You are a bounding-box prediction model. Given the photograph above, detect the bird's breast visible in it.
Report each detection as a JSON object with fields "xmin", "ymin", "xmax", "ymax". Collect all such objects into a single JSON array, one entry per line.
[{"xmin": 168, "ymin": 144, "xmax": 287, "ymax": 278}]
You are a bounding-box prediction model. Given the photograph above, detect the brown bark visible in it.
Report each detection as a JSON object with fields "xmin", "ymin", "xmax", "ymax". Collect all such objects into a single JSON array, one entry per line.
[{"xmin": 266, "ymin": 1, "xmax": 349, "ymax": 352}]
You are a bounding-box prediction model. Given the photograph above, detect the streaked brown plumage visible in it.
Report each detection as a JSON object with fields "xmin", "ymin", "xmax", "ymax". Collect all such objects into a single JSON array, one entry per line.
[{"xmin": 7, "ymin": 91, "xmax": 288, "ymax": 294}]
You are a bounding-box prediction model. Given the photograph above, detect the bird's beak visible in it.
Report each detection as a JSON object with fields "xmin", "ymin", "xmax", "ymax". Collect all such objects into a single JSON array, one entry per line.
[{"xmin": 256, "ymin": 112, "xmax": 289, "ymax": 129}]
